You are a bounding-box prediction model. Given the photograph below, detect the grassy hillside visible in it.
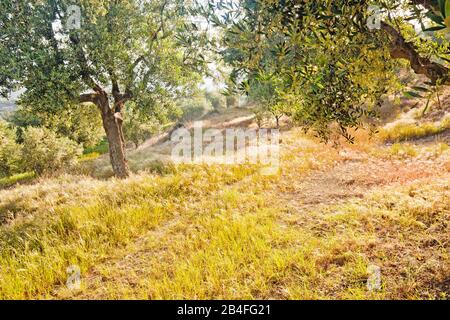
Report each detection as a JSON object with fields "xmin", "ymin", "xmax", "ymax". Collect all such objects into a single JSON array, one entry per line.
[
  {"xmin": 1, "ymin": 112, "xmax": 449, "ymax": 299},
  {"xmin": 1, "ymin": 0, "xmax": 449, "ymax": 302}
]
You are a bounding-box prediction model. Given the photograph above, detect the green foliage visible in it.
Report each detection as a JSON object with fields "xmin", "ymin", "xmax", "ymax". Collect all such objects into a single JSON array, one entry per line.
[
  {"xmin": 252, "ymin": 107, "xmax": 269, "ymax": 128},
  {"xmin": 247, "ymin": 76, "xmax": 292, "ymax": 127},
  {"xmin": 226, "ymin": 95, "xmax": 238, "ymax": 108},
  {"xmin": 123, "ymin": 108, "xmax": 160, "ymax": 149},
  {"xmin": 198, "ymin": 0, "xmax": 447, "ymax": 141},
  {"xmin": 42, "ymin": 104, "xmax": 104, "ymax": 149},
  {"xmin": 0, "ymin": 0, "xmax": 207, "ymax": 176},
  {"xmin": 0, "ymin": 0, "xmax": 205, "ymax": 106},
  {"xmin": 0, "ymin": 172, "xmax": 36, "ymax": 189},
  {"xmin": 9, "ymin": 104, "xmax": 104, "ymax": 148},
  {"xmin": 0, "ymin": 121, "xmax": 21, "ymax": 177},
  {"xmin": 83, "ymin": 138, "xmax": 109, "ymax": 155},
  {"xmin": 179, "ymin": 93, "xmax": 213, "ymax": 122},
  {"xmin": 21, "ymin": 127, "xmax": 83, "ymax": 175},
  {"xmin": 124, "ymin": 120, "xmax": 155, "ymax": 149},
  {"xmin": 415, "ymin": 0, "xmax": 450, "ymax": 31}
]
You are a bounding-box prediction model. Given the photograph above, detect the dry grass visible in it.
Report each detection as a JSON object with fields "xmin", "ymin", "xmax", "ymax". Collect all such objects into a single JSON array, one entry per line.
[
  {"xmin": 0, "ymin": 172, "xmax": 36, "ymax": 190},
  {"xmin": 0, "ymin": 111, "xmax": 449, "ymax": 300},
  {"xmin": 378, "ymin": 115, "xmax": 450, "ymax": 143},
  {"xmin": 0, "ymin": 166, "xmax": 259, "ymax": 299},
  {"xmin": 52, "ymin": 129, "xmax": 449, "ymax": 300}
]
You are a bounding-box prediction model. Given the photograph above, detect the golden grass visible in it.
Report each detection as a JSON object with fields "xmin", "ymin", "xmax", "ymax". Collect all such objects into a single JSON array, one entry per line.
[
  {"xmin": 0, "ymin": 127, "xmax": 449, "ymax": 300},
  {"xmin": 378, "ymin": 115, "xmax": 450, "ymax": 143},
  {"xmin": 58, "ymin": 168, "xmax": 449, "ymax": 300},
  {"xmin": 370, "ymin": 142, "xmax": 450, "ymax": 160},
  {"xmin": 0, "ymin": 172, "xmax": 36, "ymax": 190},
  {"xmin": 0, "ymin": 165, "xmax": 258, "ymax": 299}
]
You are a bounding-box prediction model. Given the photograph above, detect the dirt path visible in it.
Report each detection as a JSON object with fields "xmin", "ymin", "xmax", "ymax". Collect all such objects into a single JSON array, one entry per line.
[{"xmin": 277, "ymin": 150, "xmax": 449, "ymax": 210}]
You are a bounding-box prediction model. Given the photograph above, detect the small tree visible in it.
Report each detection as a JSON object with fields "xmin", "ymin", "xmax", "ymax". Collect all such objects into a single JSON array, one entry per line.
[
  {"xmin": 247, "ymin": 77, "xmax": 287, "ymax": 128},
  {"xmin": 180, "ymin": 94, "xmax": 212, "ymax": 122},
  {"xmin": 226, "ymin": 95, "xmax": 238, "ymax": 109},
  {"xmin": 205, "ymin": 91, "xmax": 226, "ymax": 112},
  {"xmin": 252, "ymin": 107, "xmax": 268, "ymax": 128},
  {"xmin": 269, "ymin": 103, "xmax": 286, "ymax": 129},
  {"xmin": 123, "ymin": 113, "xmax": 159, "ymax": 149}
]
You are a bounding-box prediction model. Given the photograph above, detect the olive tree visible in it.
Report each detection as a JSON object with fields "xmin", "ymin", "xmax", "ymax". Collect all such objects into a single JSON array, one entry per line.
[{"xmin": 0, "ymin": 0, "xmax": 206, "ymax": 177}]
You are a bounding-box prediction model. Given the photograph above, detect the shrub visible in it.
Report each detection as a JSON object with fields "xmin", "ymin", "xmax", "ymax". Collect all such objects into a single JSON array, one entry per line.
[
  {"xmin": 0, "ymin": 172, "xmax": 36, "ymax": 189},
  {"xmin": 0, "ymin": 121, "xmax": 21, "ymax": 177},
  {"xmin": 83, "ymin": 138, "xmax": 109, "ymax": 155},
  {"xmin": 252, "ymin": 107, "xmax": 270, "ymax": 128},
  {"xmin": 124, "ymin": 118, "xmax": 158, "ymax": 149},
  {"xmin": 9, "ymin": 104, "xmax": 104, "ymax": 148},
  {"xmin": 226, "ymin": 95, "xmax": 238, "ymax": 108},
  {"xmin": 389, "ymin": 143, "xmax": 418, "ymax": 158},
  {"xmin": 388, "ymin": 122, "xmax": 436, "ymax": 141},
  {"xmin": 21, "ymin": 127, "xmax": 82, "ymax": 175}
]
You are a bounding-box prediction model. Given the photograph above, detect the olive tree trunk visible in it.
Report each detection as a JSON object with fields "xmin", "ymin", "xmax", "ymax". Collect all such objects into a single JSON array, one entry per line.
[{"xmin": 98, "ymin": 95, "xmax": 130, "ymax": 179}]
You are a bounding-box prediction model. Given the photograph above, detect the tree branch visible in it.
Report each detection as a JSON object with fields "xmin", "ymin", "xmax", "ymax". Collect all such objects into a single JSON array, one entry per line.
[
  {"xmin": 69, "ymin": 34, "xmax": 105, "ymax": 94},
  {"xmin": 380, "ymin": 21, "xmax": 449, "ymax": 85},
  {"xmin": 79, "ymin": 93, "xmax": 99, "ymax": 103},
  {"xmin": 126, "ymin": 0, "xmax": 170, "ymax": 95}
]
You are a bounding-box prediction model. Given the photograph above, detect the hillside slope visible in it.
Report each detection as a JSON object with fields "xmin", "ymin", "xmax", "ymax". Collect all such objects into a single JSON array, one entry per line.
[{"xmin": 0, "ymin": 108, "xmax": 449, "ymax": 300}]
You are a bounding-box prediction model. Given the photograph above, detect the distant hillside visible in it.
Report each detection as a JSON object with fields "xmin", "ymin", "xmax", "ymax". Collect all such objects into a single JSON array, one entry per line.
[{"xmin": 0, "ymin": 101, "xmax": 16, "ymax": 118}]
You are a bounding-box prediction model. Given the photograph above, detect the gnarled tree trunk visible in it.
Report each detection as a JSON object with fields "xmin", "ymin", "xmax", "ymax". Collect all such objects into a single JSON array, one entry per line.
[
  {"xmin": 98, "ymin": 94, "xmax": 130, "ymax": 179},
  {"xmin": 79, "ymin": 80, "xmax": 132, "ymax": 178},
  {"xmin": 380, "ymin": 21, "xmax": 450, "ymax": 86}
]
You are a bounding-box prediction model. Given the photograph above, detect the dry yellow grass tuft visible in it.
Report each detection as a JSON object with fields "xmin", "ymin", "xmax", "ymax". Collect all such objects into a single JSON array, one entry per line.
[{"xmin": 378, "ymin": 114, "xmax": 450, "ymax": 143}]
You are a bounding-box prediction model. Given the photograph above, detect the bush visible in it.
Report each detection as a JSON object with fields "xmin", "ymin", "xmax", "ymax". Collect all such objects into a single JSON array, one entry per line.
[
  {"xmin": 182, "ymin": 104, "xmax": 208, "ymax": 122},
  {"xmin": 378, "ymin": 118, "xmax": 450, "ymax": 142},
  {"xmin": 226, "ymin": 95, "xmax": 238, "ymax": 108},
  {"xmin": 0, "ymin": 172, "xmax": 36, "ymax": 189},
  {"xmin": 252, "ymin": 107, "xmax": 270, "ymax": 128},
  {"xmin": 0, "ymin": 121, "xmax": 22, "ymax": 177},
  {"xmin": 21, "ymin": 127, "xmax": 82, "ymax": 175},
  {"xmin": 83, "ymin": 138, "xmax": 109, "ymax": 155},
  {"xmin": 9, "ymin": 104, "xmax": 104, "ymax": 148}
]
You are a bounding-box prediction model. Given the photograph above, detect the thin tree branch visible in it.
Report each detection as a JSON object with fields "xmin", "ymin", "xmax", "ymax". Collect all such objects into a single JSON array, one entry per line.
[
  {"xmin": 126, "ymin": 0, "xmax": 170, "ymax": 94},
  {"xmin": 68, "ymin": 34, "xmax": 105, "ymax": 94}
]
